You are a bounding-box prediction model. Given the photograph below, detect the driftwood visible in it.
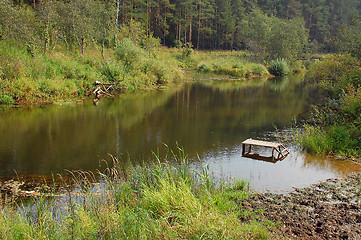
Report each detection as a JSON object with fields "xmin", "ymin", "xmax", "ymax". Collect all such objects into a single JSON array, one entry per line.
[
  {"xmin": 92, "ymin": 81, "xmax": 122, "ymax": 105},
  {"xmin": 93, "ymin": 81, "xmax": 114, "ymax": 98},
  {"xmin": 92, "ymin": 81, "xmax": 127, "ymax": 105}
]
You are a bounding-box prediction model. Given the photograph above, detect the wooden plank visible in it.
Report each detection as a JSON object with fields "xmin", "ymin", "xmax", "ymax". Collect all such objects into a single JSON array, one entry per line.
[
  {"xmin": 242, "ymin": 138, "xmax": 282, "ymax": 148},
  {"xmin": 281, "ymin": 148, "xmax": 289, "ymax": 154}
]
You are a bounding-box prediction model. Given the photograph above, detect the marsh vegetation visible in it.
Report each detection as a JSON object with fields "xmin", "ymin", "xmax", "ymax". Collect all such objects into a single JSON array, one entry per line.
[{"xmin": 0, "ymin": 0, "xmax": 360, "ymax": 238}]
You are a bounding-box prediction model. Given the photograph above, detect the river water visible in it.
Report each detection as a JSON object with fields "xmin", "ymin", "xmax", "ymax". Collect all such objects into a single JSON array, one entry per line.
[{"xmin": 1, "ymin": 75, "xmax": 360, "ymax": 192}]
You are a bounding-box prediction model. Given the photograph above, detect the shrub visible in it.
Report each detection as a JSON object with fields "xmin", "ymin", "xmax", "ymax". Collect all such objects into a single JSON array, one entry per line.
[
  {"xmin": 149, "ymin": 61, "xmax": 168, "ymax": 84},
  {"xmin": 251, "ymin": 64, "xmax": 269, "ymax": 75},
  {"xmin": 340, "ymin": 68, "xmax": 361, "ymax": 89},
  {"xmin": 182, "ymin": 42, "xmax": 194, "ymax": 57},
  {"xmin": 305, "ymin": 54, "xmax": 357, "ymax": 84},
  {"xmin": 115, "ymin": 38, "xmax": 144, "ymax": 70},
  {"xmin": 101, "ymin": 62, "xmax": 123, "ymax": 82},
  {"xmin": 197, "ymin": 63, "xmax": 211, "ymax": 72},
  {"xmin": 38, "ymin": 80, "xmax": 56, "ymax": 96},
  {"xmin": 173, "ymin": 40, "xmax": 183, "ymax": 48},
  {"xmin": 0, "ymin": 94, "xmax": 14, "ymax": 104},
  {"xmin": 291, "ymin": 60, "xmax": 305, "ymax": 73},
  {"xmin": 268, "ymin": 58, "xmax": 289, "ymax": 76}
]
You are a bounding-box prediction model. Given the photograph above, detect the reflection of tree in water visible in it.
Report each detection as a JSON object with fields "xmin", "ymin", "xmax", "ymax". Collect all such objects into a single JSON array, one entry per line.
[
  {"xmin": 0, "ymin": 87, "xmax": 182, "ymax": 176},
  {"xmin": 0, "ymin": 76, "xmax": 322, "ymax": 178},
  {"xmin": 267, "ymin": 76, "xmax": 289, "ymax": 91},
  {"xmin": 147, "ymin": 75, "xmax": 311, "ymax": 162},
  {"xmin": 199, "ymin": 74, "xmax": 306, "ymax": 93},
  {"xmin": 199, "ymin": 77, "xmax": 268, "ymax": 91}
]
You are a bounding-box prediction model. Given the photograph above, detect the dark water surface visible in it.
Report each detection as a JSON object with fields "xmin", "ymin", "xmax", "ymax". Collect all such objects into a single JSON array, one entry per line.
[{"xmin": 1, "ymin": 75, "xmax": 360, "ymax": 192}]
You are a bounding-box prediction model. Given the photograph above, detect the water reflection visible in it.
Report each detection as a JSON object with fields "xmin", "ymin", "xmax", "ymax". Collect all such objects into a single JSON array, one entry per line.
[
  {"xmin": 200, "ymin": 145, "xmax": 361, "ymax": 192},
  {"xmin": 0, "ymin": 75, "xmax": 360, "ymax": 192}
]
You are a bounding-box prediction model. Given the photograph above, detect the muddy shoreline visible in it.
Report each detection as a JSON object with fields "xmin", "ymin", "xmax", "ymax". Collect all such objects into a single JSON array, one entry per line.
[
  {"xmin": 1, "ymin": 172, "xmax": 360, "ymax": 239},
  {"xmin": 240, "ymin": 173, "xmax": 361, "ymax": 239}
]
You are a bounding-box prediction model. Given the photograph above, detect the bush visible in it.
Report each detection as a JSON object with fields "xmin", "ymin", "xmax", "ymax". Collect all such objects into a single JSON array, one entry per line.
[
  {"xmin": 101, "ymin": 62, "xmax": 123, "ymax": 82},
  {"xmin": 297, "ymin": 54, "xmax": 361, "ymax": 157},
  {"xmin": 182, "ymin": 42, "xmax": 194, "ymax": 57},
  {"xmin": 196, "ymin": 56, "xmax": 269, "ymax": 78},
  {"xmin": 197, "ymin": 63, "xmax": 210, "ymax": 72},
  {"xmin": 251, "ymin": 64, "xmax": 269, "ymax": 75},
  {"xmin": 291, "ymin": 60, "xmax": 305, "ymax": 73},
  {"xmin": 268, "ymin": 58, "xmax": 289, "ymax": 76},
  {"xmin": 115, "ymin": 38, "xmax": 144, "ymax": 69},
  {"xmin": 340, "ymin": 68, "xmax": 361, "ymax": 89},
  {"xmin": 0, "ymin": 94, "xmax": 14, "ymax": 104},
  {"xmin": 305, "ymin": 54, "xmax": 357, "ymax": 84}
]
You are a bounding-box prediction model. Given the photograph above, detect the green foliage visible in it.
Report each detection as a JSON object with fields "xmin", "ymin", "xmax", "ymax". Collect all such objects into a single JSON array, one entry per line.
[
  {"xmin": 115, "ymin": 38, "xmax": 144, "ymax": 69},
  {"xmin": 241, "ymin": 10, "xmax": 309, "ymax": 60},
  {"xmin": 101, "ymin": 61, "xmax": 123, "ymax": 82},
  {"xmin": 173, "ymin": 40, "xmax": 183, "ymax": 48},
  {"xmin": 0, "ymin": 41, "xmax": 102, "ymax": 105},
  {"xmin": 268, "ymin": 17, "xmax": 309, "ymax": 59},
  {"xmin": 0, "ymin": 36, "xmax": 186, "ymax": 105},
  {"xmin": 142, "ymin": 60, "xmax": 170, "ymax": 84},
  {"xmin": 335, "ymin": 16, "xmax": 361, "ymax": 59},
  {"xmin": 114, "ymin": 38, "xmax": 183, "ymax": 87},
  {"xmin": 197, "ymin": 55, "xmax": 269, "ymax": 78},
  {"xmin": 181, "ymin": 42, "xmax": 194, "ymax": 57},
  {"xmin": 305, "ymin": 54, "xmax": 357, "ymax": 84},
  {"xmin": 291, "ymin": 60, "xmax": 305, "ymax": 73},
  {"xmin": 297, "ymin": 54, "xmax": 361, "ymax": 157},
  {"xmin": 268, "ymin": 58, "xmax": 290, "ymax": 76},
  {"xmin": 251, "ymin": 64, "xmax": 269, "ymax": 75},
  {"xmin": 0, "ymin": 0, "xmax": 37, "ymax": 42},
  {"xmin": 328, "ymin": 125, "xmax": 357, "ymax": 153},
  {"xmin": 0, "ymin": 0, "xmax": 359, "ymax": 56},
  {"xmin": 0, "ymin": 154, "xmax": 273, "ymax": 239},
  {"xmin": 0, "ymin": 94, "xmax": 14, "ymax": 105},
  {"xmin": 297, "ymin": 124, "xmax": 360, "ymax": 156}
]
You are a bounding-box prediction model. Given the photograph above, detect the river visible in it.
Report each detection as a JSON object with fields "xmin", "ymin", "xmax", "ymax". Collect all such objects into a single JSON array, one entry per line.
[{"xmin": 1, "ymin": 75, "xmax": 360, "ymax": 192}]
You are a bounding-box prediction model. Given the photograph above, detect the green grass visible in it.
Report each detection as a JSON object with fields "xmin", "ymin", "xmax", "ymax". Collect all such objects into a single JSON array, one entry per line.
[
  {"xmin": 296, "ymin": 54, "xmax": 361, "ymax": 158},
  {"xmin": 1, "ymin": 38, "xmax": 293, "ymax": 107},
  {"xmin": 0, "ymin": 151, "xmax": 273, "ymax": 239},
  {"xmin": 196, "ymin": 53, "xmax": 269, "ymax": 78},
  {"xmin": 0, "ymin": 40, "xmax": 185, "ymax": 106},
  {"xmin": 297, "ymin": 124, "xmax": 361, "ymax": 156}
]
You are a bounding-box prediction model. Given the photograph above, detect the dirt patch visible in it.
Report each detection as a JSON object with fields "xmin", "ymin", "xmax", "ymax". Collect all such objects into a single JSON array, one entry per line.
[{"xmin": 240, "ymin": 173, "xmax": 361, "ymax": 239}]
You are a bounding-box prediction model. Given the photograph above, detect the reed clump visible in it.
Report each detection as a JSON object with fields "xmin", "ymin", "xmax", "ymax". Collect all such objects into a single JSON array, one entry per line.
[
  {"xmin": 0, "ymin": 151, "xmax": 272, "ymax": 239},
  {"xmin": 268, "ymin": 58, "xmax": 290, "ymax": 76}
]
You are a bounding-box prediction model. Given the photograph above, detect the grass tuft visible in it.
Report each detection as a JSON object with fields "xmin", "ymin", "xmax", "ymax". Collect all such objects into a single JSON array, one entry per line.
[
  {"xmin": 268, "ymin": 58, "xmax": 289, "ymax": 76},
  {"xmin": 0, "ymin": 152, "xmax": 273, "ymax": 239}
]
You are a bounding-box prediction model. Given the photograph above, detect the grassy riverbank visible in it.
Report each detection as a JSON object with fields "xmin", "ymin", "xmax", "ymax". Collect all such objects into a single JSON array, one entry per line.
[
  {"xmin": 296, "ymin": 54, "xmax": 361, "ymax": 159},
  {"xmin": 0, "ymin": 38, "xmax": 276, "ymax": 106},
  {"xmin": 2, "ymin": 155, "xmax": 360, "ymax": 239},
  {"xmin": 0, "ymin": 40, "xmax": 184, "ymax": 106},
  {"xmin": 0, "ymin": 153, "xmax": 273, "ymax": 239}
]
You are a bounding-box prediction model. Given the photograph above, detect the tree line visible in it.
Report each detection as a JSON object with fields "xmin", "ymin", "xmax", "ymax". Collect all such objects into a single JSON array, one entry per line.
[{"xmin": 1, "ymin": 0, "xmax": 360, "ymax": 58}]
